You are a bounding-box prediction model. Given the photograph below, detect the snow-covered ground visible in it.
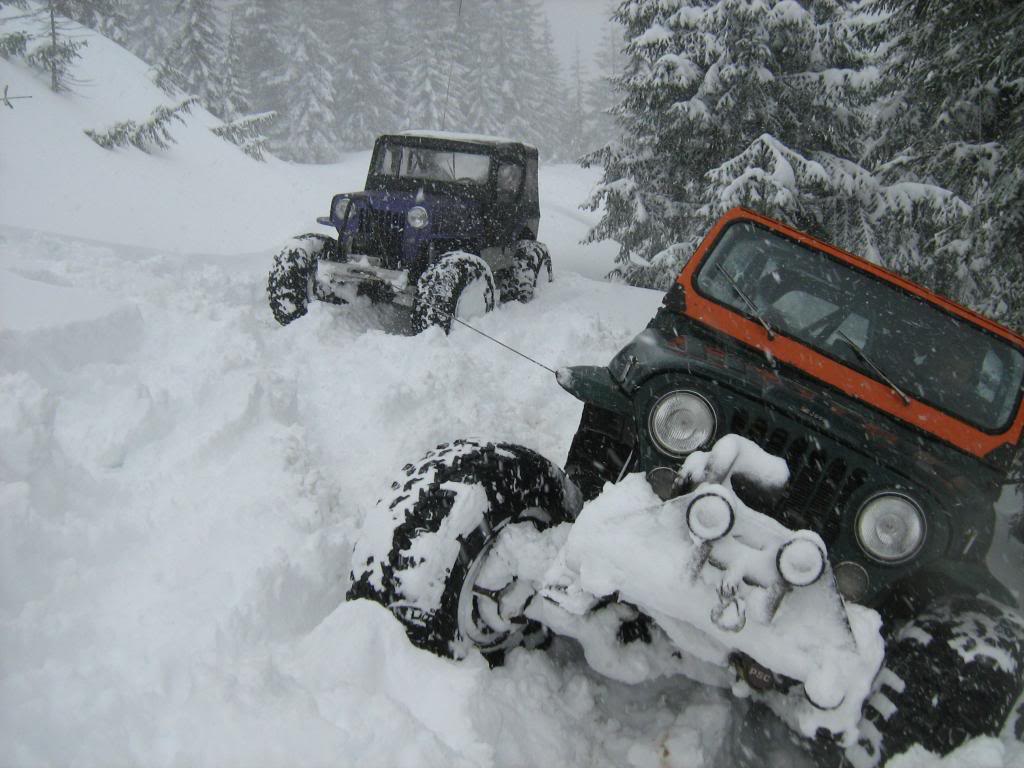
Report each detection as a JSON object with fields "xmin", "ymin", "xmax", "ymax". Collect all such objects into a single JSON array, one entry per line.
[{"xmin": 2, "ymin": 14, "xmax": 1022, "ymax": 768}]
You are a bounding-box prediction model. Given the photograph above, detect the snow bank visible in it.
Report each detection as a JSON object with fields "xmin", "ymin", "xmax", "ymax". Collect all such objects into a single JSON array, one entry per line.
[{"xmin": 1, "ymin": 11, "xmax": 1021, "ymax": 768}]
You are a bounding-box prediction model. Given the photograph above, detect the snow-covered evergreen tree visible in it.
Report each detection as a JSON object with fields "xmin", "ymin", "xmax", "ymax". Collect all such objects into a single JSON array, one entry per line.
[
  {"xmin": 584, "ymin": 8, "xmax": 627, "ymax": 154},
  {"xmin": 866, "ymin": 0, "xmax": 1024, "ymax": 331},
  {"xmin": 52, "ymin": 0, "xmax": 125, "ymax": 42},
  {"xmin": 156, "ymin": 0, "xmax": 222, "ymax": 109},
  {"xmin": 585, "ymin": 0, "xmax": 901, "ymax": 288},
  {"xmin": 269, "ymin": 7, "xmax": 339, "ymax": 163},
  {"xmin": 236, "ymin": 0, "xmax": 286, "ymax": 129},
  {"xmin": 26, "ymin": 0, "xmax": 88, "ymax": 92},
  {"xmin": 121, "ymin": 0, "xmax": 174, "ymax": 66},
  {"xmin": 403, "ymin": 0, "xmax": 460, "ymax": 131},
  {"xmin": 331, "ymin": 2, "xmax": 392, "ymax": 149},
  {"xmin": 530, "ymin": 16, "xmax": 572, "ymax": 158},
  {"xmin": 216, "ymin": 6, "xmax": 248, "ymax": 120}
]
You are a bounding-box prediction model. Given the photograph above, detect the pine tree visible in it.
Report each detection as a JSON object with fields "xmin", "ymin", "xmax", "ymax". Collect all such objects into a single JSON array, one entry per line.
[
  {"xmin": 584, "ymin": 9, "xmax": 627, "ymax": 154},
  {"xmin": 528, "ymin": 8, "xmax": 571, "ymax": 159},
  {"xmin": 458, "ymin": 0, "xmax": 502, "ymax": 135},
  {"xmin": 216, "ymin": 6, "xmax": 248, "ymax": 120},
  {"xmin": 235, "ymin": 0, "xmax": 285, "ymax": 125},
  {"xmin": 332, "ymin": 2, "xmax": 391, "ymax": 149},
  {"xmin": 121, "ymin": 0, "xmax": 174, "ymax": 66},
  {"xmin": 52, "ymin": 0, "xmax": 126, "ymax": 43},
  {"xmin": 156, "ymin": 0, "xmax": 222, "ymax": 109},
  {"xmin": 404, "ymin": 0, "xmax": 460, "ymax": 131},
  {"xmin": 866, "ymin": 0, "xmax": 1024, "ymax": 331},
  {"xmin": 26, "ymin": 0, "xmax": 88, "ymax": 93},
  {"xmin": 585, "ymin": 0, "xmax": 905, "ymax": 288},
  {"xmin": 270, "ymin": 9, "xmax": 339, "ymax": 163}
]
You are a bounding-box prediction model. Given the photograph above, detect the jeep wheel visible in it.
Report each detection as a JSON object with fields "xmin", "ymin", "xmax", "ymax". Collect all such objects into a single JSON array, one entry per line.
[
  {"xmin": 412, "ymin": 251, "xmax": 496, "ymax": 334},
  {"xmin": 504, "ymin": 240, "xmax": 552, "ymax": 303},
  {"xmin": 346, "ymin": 439, "xmax": 582, "ymax": 664},
  {"xmin": 844, "ymin": 595, "xmax": 1024, "ymax": 767},
  {"xmin": 267, "ymin": 233, "xmax": 336, "ymax": 326}
]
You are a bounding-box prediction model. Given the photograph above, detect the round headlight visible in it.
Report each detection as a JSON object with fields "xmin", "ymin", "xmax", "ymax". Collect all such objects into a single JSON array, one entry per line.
[
  {"xmin": 855, "ymin": 493, "xmax": 926, "ymax": 563},
  {"xmin": 332, "ymin": 196, "xmax": 351, "ymax": 221},
  {"xmin": 407, "ymin": 206, "xmax": 429, "ymax": 229},
  {"xmin": 648, "ymin": 390, "xmax": 716, "ymax": 457}
]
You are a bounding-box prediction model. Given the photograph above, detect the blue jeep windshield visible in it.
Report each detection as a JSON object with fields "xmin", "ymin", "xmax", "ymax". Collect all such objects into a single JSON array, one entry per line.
[
  {"xmin": 375, "ymin": 143, "xmax": 491, "ymax": 186},
  {"xmin": 695, "ymin": 222, "xmax": 1024, "ymax": 432}
]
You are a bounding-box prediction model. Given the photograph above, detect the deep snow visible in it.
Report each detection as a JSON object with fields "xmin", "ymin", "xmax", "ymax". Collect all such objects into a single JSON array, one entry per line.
[{"xmin": 2, "ymin": 11, "xmax": 1023, "ymax": 768}]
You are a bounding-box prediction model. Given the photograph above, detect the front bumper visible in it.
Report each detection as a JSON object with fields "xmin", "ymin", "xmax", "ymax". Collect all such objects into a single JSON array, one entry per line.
[{"xmin": 314, "ymin": 258, "xmax": 414, "ymax": 307}]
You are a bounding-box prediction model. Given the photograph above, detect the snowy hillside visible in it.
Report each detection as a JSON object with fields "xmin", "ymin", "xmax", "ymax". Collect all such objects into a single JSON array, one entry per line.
[{"xmin": 1, "ymin": 13, "xmax": 1022, "ymax": 768}]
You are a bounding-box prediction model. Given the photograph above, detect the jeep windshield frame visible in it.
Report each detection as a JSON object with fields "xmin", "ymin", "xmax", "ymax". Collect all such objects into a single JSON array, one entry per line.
[{"xmin": 693, "ymin": 220, "xmax": 1024, "ymax": 434}]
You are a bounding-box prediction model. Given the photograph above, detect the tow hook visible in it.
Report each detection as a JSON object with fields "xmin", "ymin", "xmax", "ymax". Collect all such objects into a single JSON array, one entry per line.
[{"xmin": 732, "ymin": 652, "xmax": 776, "ymax": 692}]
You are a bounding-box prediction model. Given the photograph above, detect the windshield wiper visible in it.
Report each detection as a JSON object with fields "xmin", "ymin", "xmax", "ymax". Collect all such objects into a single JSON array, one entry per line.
[
  {"xmin": 716, "ymin": 264, "xmax": 775, "ymax": 339},
  {"xmin": 836, "ymin": 331, "xmax": 911, "ymax": 405}
]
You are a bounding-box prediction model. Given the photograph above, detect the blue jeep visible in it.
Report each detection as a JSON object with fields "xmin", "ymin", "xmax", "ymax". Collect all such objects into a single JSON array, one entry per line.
[{"xmin": 267, "ymin": 131, "xmax": 552, "ymax": 332}]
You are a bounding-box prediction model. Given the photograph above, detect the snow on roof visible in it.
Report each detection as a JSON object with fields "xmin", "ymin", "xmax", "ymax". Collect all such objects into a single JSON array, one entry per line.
[{"xmin": 393, "ymin": 130, "xmax": 537, "ymax": 151}]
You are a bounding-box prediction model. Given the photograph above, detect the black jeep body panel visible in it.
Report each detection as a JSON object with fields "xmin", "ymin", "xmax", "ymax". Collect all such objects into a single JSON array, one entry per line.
[{"xmin": 561, "ymin": 305, "xmax": 1013, "ymax": 612}]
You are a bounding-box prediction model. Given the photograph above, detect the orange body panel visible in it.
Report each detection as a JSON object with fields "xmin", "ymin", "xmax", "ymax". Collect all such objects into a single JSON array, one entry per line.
[{"xmin": 675, "ymin": 208, "xmax": 1024, "ymax": 459}]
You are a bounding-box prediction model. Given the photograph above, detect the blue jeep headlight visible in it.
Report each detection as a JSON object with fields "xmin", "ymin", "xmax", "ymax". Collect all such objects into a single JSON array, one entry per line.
[{"xmin": 407, "ymin": 206, "xmax": 429, "ymax": 229}]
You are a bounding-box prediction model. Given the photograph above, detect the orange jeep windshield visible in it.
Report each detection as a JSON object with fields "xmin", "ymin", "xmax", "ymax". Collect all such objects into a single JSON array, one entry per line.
[{"xmin": 694, "ymin": 221, "xmax": 1024, "ymax": 432}]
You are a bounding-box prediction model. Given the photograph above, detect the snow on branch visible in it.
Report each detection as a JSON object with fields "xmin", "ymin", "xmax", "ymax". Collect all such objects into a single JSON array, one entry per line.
[
  {"xmin": 210, "ymin": 111, "xmax": 275, "ymax": 161},
  {"xmin": 0, "ymin": 30, "xmax": 29, "ymax": 58},
  {"xmin": 84, "ymin": 97, "xmax": 198, "ymax": 153}
]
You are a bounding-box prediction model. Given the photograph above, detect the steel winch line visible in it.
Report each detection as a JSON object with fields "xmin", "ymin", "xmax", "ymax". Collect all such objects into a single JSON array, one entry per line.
[{"xmin": 451, "ymin": 317, "xmax": 556, "ymax": 374}]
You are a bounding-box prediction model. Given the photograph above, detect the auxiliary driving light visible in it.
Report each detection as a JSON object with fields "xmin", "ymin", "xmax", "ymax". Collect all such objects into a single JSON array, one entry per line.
[
  {"xmin": 686, "ymin": 492, "xmax": 735, "ymax": 541},
  {"xmin": 776, "ymin": 534, "xmax": 826, "ymax": 587}
]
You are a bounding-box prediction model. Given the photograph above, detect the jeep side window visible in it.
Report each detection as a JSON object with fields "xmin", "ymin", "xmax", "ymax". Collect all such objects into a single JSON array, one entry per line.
[
  {"xmin": 497, "ymin": 162, "xmax": 523, "ymax": 200},
  {"xmin": 524, "ymin": 158, "xmax": 539, "ymax": 207}
]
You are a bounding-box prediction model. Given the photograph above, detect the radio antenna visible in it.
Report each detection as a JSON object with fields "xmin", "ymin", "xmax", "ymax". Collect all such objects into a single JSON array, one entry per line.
[{"xmin": 440, "ymin": 0, "xmax": 464, "ymax": 130}]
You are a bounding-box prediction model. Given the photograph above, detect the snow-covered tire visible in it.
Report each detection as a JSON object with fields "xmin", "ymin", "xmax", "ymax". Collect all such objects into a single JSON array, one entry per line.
[
  {"xmin": 503, "ymin": 240, "xmax": 552, "ymax": 303},
  {"xmin": 267, "ymin": 233, "xmax": 336, "ymax": 326},
  {"xmin": 844, "ymin": 595, "xmax": 1024, "ymax": 767},
  {"xmin": 346, "ymin": 439, "xmax": 582, "ymax": 664},
  {"xmin": 412, "ymin": 251, "xmax": 496, "ymax": 333}
]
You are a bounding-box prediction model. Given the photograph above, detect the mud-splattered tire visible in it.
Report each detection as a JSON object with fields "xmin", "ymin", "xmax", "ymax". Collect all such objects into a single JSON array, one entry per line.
[
  {"xmin": 844, "ymin": 595, "xmax": 1024, "ymax": 767},
  {"xmin": 503, "ymin": 240, "xmax": 552, "ymax": 303},
  {"xmin": 267, "ymin": 233, "xmax": 336, "ymax": 326},
  {"xmin": 412, "ymin": 251, "xmax": 496, "ymax": 333},
  {"xmin": 346, "ymin": 439, "xmax": 582, "ymax": 664}
]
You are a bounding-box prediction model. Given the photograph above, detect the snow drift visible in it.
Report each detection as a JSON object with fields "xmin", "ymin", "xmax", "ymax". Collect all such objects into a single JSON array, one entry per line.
[{"xmin": 1, "ymin": 10, "xmax": 1021, "ymax": 768}]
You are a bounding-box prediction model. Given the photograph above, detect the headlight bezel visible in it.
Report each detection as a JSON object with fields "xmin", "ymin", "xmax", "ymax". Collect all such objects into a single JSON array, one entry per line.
[
  {"xmin": 331, "ymin": 195, "xmax": 352, "ymax": 223},
  {"xmin": 647, "ymin": 389, "xmax": 717, "ymax": 458},
  {"xmin": 407, "ymin": 205, "xmax": 429, "ymax": 229},
  {"xmin": 854, "ymin": 491, "xmax": 927, "ymax": 564}
]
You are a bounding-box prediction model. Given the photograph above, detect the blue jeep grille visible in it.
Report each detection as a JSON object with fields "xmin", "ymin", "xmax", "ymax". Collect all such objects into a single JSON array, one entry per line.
[{"xmin": 354, "ymin": 208, "xmax": 405, "ymax": 265}]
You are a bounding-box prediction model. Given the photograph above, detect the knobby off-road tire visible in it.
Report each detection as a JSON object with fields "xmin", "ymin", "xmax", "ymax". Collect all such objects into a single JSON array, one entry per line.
[
  {"xmin": 503, "ymin": 240, "xmax": 552, "ymax": 303},
  {"xmin": 843, "ymin": 595, "xmax": 1024, "ymax": 767},
  {"xmin": 412, "ymin": 251, "xmax": 496, "ymax": 334},
  {"xmin": 267, "ymin": 233, "xmax": 336, "ymax": 326},
  {"xmin": 346, "ymin": 439, "xmax": 582, "ymax": 664}
]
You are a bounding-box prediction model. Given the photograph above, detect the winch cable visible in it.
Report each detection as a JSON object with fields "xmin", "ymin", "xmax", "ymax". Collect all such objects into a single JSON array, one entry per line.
[
  {"xmin": 440, "ymin": 0, "xmax": 465, "ymax": 131},
  {"xmin": 451, "ymin": 317, "xmax": 557, "ymax": 374}
]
